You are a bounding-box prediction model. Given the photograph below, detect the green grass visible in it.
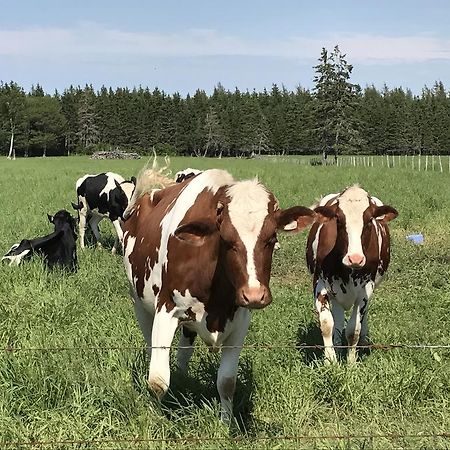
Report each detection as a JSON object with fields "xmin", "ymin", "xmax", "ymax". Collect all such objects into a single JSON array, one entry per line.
[{"xmin": 1, "ymin": 155, "xmax": 450, "ymax": 449}]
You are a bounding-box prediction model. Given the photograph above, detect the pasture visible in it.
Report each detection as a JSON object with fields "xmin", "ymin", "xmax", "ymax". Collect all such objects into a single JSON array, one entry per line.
[{"xmin": 0, "ymin": 156, "xmax": 449, "ymax": 449}]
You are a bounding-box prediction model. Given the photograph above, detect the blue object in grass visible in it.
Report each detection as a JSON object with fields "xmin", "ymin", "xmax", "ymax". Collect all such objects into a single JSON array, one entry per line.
[{"xmin": 406, "ymin": 233, "xmax": 424, "ymax": 244}]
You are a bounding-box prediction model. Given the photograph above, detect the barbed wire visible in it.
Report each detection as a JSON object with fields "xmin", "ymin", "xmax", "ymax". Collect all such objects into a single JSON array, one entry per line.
[
  {"xmin": 2, "ymin": 432, "xmax": 450, "ymax": 447},
  {"xmin": 2, "ymin": 342, "xmax": 450, "ymax": 353}
]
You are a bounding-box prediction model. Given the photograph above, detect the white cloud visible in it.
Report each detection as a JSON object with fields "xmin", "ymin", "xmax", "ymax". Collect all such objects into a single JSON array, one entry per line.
[{"xmin": 1, "ymin": 23, "xmax": 450, "ymax": 63}]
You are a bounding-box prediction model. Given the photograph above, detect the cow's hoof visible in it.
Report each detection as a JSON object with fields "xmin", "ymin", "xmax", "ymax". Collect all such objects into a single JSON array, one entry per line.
[{"xmin": 148, "ymin": 378, "xmax": 168, "ymax": 399}]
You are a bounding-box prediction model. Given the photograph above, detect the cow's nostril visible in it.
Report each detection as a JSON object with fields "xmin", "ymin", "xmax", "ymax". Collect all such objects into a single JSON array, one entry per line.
[{"xmin": 242, "ymin": 293, "xmax": 249, "ymax": 303}]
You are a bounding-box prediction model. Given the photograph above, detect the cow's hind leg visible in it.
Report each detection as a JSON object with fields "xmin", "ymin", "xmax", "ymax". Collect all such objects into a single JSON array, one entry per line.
[
  {"xmin": 88, "ymin": 215, "xmax": 103, "ymax": 248},
  {"xmin": 177, "ymin": 326, "xmax": 196, "ymax": 373},
  {"xmin": 217, "ymin": 308, "xmax": 251, "ymax": 424},
  {"xmin": 148, "ymin": 308, "xmax": 179, "ymax": 398},
  {"xmin": 315, "ymin": 283, "xmax": 336, "ymax": 364}
]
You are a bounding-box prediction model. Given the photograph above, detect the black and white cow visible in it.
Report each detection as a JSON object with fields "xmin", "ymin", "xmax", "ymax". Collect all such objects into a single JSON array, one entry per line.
[
  {"xmin": 2, "ymin": 210, "xmax": 78, "ymax": 271},
  {"xmin": 174, "ymin": 168, "xmax": 202, "ymax": 183},
  {"xmin": 72, "ymin": 172, "xmax": 136, "ymax": 254},
  {"xmin": 306, "ymin": 185, "xmax": 398, "ymax": 363}
]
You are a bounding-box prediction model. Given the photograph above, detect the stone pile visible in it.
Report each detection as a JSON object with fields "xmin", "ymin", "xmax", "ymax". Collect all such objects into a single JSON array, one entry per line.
[{"xmin": 90, "ymin": 150, "xmax": 141, "ymax": 160}]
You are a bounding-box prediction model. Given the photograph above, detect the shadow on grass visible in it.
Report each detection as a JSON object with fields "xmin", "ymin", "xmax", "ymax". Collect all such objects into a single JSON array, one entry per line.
[
  {"xmin": 296, "ymin": 321, "xmax": 372, "ymax": 364},
  {"xmin": 129, "ymin": 348, "xmax": 283, "ymax": 436}
]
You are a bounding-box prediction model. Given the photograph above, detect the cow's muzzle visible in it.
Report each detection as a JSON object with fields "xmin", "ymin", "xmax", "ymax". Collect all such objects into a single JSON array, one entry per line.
[
  {"xmin": 237, "ymin": 285, "xmax": 272, "ymax": 309},
  {"xmin": 342, "ymin": 253, "xmax": 366, "ymax": 269}
]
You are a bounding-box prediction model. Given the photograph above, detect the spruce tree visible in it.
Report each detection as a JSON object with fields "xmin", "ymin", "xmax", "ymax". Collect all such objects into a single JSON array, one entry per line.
[{"xmin": 313, "ymin": 46, "xmax": 362, "ymax": 162}]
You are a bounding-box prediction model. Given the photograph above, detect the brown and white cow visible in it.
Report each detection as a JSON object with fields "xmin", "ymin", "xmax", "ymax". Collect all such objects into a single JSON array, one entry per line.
[
  {"xmin": 306, "ymin": 185, "xmax": 398, "ymax": 364},
  {"xmin": 122, "ymin": 168, "xmax": 316, "ymax": 422}
]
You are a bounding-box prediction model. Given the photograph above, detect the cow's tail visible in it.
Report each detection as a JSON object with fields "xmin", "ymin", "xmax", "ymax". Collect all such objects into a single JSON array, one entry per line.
[{"xmin": 123, "ymin": 153, "xmax": 175, "ymax": 220}]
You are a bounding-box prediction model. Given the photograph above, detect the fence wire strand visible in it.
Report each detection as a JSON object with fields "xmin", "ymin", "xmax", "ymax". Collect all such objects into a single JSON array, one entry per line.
[
  {"xmin": 2, "ymin": 432, "xmax": 450, "ymax": 447},
  {"xmin": 2, "ymin": 343, "xmax": 450, "ymax": 353}
]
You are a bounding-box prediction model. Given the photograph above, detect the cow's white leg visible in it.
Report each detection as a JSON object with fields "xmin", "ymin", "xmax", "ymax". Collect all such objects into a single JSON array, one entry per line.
[
  {"xmin": 331, "ymin": 298, "xmax": 345, "ymax": 347},
  {"xmin": 217, "ymin": 308, "xmax": 251, "ymax": 424},
  {"xmin": 148, "ymin": 307, "xmax": 178, "ymax": 398},
  {"xmin": 346, "ymin": 283, "xmax": 373, "ymax": 364},
  {"xmin": 315, "ymin": 282, "xmax": 336, "ymax": 364},
  {"xmin": 133, "ymin": 298, "xmax": 154, "ymax": 358},
  {"xmin": 111, "ymin": 219, "xmax": 124, "ymax": 254},
  {"xmin": 78, "ymin": 209, "xmax": 88, "ymax": 249},
  {"xmin": 346, "ymin": 301, "xmax": 363, "ymax": 364},
  {"xmin": 88, "ymin": 215, "xmax": 103, "ymax": 247},
  {"xmin": 176, "ymin": 326, "xmax": 196, "ymax": 373}
]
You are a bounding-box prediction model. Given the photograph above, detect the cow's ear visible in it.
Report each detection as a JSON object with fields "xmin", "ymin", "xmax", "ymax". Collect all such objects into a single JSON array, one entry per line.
[
  {"xmin": 174, "ymin": 221, "xmax": 217, "ymax": 246},
  {"xmin": 314, "ymin": 206, "xmax": 336, "ymax": 223},
  {"xmin": 47, "ymin": 214, "xmax": 54, "ymax": 223},
  {"xmin": 374, "ymin": 205, "xmax": 398, "ymax": 222},
  {"xmin": 275, "ymin": 206, "xmax": 316, "ymax": 233},
  {"xmin": 130, "ymin": 176, "xmax": 137, "ymax": 185},
  {"xmin": 114, "ymin": 179, "xmax": 121, "ymax": 189},
  {"xmin": 71, "ymin": 202, "xmax": 81, "ymax": 210},
  {"xmin": 311, "ymin": 206, "xmax": 338, "ymax": 264}
]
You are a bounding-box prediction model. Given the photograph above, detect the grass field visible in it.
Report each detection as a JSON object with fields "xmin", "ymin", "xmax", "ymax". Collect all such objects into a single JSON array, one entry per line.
[{"xmin": 1, "ymin": 155, "xmax": 450, "ymax": 449}]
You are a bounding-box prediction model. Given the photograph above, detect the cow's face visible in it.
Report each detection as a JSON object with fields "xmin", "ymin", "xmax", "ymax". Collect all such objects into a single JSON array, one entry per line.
[
  {"xmin": 174, "ymin": 181, "xmax": 316, "ymax": 309},
  {"xmin": 48, "ymin": 210, "xmax": 77, "ymax": 239},
  {"xmin": 315, "ymin": 186, "xmax": 398, "ymax": 269}
]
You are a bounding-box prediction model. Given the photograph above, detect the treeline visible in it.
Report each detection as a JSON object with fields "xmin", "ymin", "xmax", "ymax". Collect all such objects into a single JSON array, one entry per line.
[{"xmin": 1, "ymin": 77, "xmax": 450, "ymax": 157}]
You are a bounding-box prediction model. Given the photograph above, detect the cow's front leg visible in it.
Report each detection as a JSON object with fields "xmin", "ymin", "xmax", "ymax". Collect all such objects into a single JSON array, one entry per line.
[
  {"xmin": 111, "ymin": 219, "xmax": 124, "ymax": 255},
  {"xmin": 176, "ymin": 326, "xmax": 197, "ymax": 373},
  {"xmin": 78, "ymin": 209, "xmax": 87, "ymax": 249},
  {"xmin": 331, "ymin": 298, "xmax": 345, "ymax": 347},
  {"xmin": 315, "ymin": 283, "xmax": 336, "ymax": 364},
  {"xmin": 148, "ymin": 308, "xmax": 179, "ymax": 398},
  {"xmin": 217, "ymin": 308, "xmax": 251, "ymax": 424},
  {"xmin": 346, "ymin": 298, "xmax": 369, "ymax": 365}
]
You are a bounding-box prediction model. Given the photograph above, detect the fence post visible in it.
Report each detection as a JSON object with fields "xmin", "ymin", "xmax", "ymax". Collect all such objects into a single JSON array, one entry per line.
[
  {"xmin": 425, "ymin": 155, "xmax": 428, "ymax": 171},
  {"xmin": 418, "ymin": 155, "xmax": 421, "ymax": 171},
  {"xmin": 386, "ymin": 154, "xmax": 389, "ymax": 168},
  {"xmin": 432, "ymin": 154, "xmax": 435, "ymax": 171},
  {"xmin": 439, "ymin": 154, "xmax": 443, "ymax": 172},
  {"xmin": 412, "ymin": 154, "xmax": 414, "ymax": 170}
]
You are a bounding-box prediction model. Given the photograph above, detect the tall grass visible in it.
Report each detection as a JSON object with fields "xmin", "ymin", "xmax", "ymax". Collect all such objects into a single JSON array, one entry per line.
[{"xmin": 0, "ymin": 156, "xmax": 449, "ymax": 449}]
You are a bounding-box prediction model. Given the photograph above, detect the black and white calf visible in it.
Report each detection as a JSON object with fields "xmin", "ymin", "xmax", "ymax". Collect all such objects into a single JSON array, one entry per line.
[
  {"xmin": 2, "ymin": 210, "xmax": 78, "ymax": 271},
  {"xmin": 174, "ymin": 168, "xmax": 202, "ymax": 183},
  {"xmin": 72, "ymin": 172, "xmax": 136, "ymax": 253}
]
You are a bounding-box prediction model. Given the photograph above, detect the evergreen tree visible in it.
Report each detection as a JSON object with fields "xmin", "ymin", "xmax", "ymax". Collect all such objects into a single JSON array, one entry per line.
[
  {"xmin": 313, "ymin": 46, "xmax": 362, "ymax": 161},
  {"xmin": 203, "ymin": 105, "xmax": 228, "ymax": 157},
  {"xmin": 77, "ymin": 86, "xmax": 99, "ymax": 152}
]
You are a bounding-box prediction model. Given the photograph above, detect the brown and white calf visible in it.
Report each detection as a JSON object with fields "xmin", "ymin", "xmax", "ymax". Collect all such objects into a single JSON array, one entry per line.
[
  {"xmin": 306, "ymin": 185, "xmax": 398, "ymax": 364},
  {"xmin": 122, "ymin": 168, "xmax": 316, "ymax": 422}
]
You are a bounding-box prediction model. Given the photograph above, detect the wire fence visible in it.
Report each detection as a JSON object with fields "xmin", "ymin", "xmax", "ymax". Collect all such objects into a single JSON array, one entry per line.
[
  {"xmin": 3, "ymin": 342, "xmax": 450, "ymax": 353},
  {"xmin": 2, "ymin": 432, "xmax": 450, "ymax": 448},
  {"xmin": 2, "ymin": 341, "xmax": 449, "ymax": 447}
]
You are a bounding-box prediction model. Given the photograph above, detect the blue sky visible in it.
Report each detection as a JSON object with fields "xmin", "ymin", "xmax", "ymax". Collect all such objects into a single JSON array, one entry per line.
[{"xmin": 1, "ymin": 0, "xmax": 450, "ymax": 95}]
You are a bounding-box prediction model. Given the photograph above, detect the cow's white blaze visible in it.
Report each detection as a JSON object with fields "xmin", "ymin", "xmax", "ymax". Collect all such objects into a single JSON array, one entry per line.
[
  {"xmin": 338, "ymin": 186, "xmax": 370, "ymax": 264},
  {"xmin": 227, "ymin": 180, "xmax": 270, "ymax": 289}
]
